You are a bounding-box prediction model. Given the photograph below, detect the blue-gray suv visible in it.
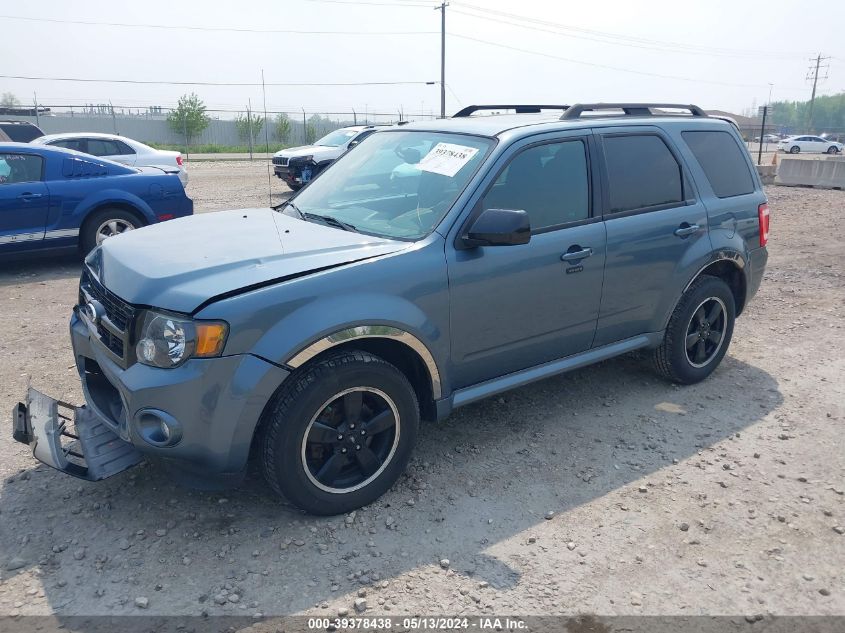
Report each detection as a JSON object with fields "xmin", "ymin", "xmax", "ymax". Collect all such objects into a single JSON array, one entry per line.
[{"xmin": 14, "ymin": 103, "xmax": 770, "ymax": 515}]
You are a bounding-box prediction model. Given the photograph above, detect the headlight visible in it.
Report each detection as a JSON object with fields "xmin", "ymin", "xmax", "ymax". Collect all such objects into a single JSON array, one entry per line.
[{"xmin": 135, "ymin": 311, "xmax": 228, "ymax": 368}]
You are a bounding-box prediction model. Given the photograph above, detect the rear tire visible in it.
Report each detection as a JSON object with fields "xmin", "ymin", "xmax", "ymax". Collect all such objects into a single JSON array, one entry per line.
[
  {"xmin": 652, "ymin": 275, "xmax": 736, "ymax": 385},
  {"xmin": 80, "ymin": 208, "xmax": 143, "ymax": 254},
  {"xmin": 260, "ymin": 350, "xmax": 419, "ymax": 515}
]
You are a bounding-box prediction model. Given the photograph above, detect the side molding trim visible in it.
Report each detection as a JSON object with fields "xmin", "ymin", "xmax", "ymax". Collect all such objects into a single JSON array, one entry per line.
[{"xmin": 286, "ymin": 325, "xmax": 442, "ymax": 399}]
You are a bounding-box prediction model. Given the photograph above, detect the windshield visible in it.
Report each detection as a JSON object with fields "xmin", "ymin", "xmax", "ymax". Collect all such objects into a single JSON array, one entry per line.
[
  {"xmin": 286, "ymin": 130, "xmax": 493, "ymax": 240},
  {"xmin": 315, "ymin": 129, "xmax": 360, "ymax": 147}
]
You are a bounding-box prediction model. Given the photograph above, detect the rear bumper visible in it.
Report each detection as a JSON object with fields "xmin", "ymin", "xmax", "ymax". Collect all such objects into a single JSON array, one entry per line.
[{"xmin": 746, "ymin": 246, "xmax": 768, "ymax": 304}]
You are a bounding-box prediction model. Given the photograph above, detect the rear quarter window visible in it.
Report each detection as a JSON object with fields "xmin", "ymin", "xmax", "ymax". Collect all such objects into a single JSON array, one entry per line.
[{"xmin": 682, "ymin": 130, "xmax": 755, "ymax": 198}]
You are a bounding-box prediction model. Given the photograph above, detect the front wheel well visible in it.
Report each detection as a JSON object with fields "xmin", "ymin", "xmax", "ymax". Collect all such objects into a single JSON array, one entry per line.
[
  {"xmin": 306, "ymin": 338, "xmax": 436, "ymax": 422},
  {"xmin": 690, "ymin": 260, "xmax": 747, "ymax": 316}
]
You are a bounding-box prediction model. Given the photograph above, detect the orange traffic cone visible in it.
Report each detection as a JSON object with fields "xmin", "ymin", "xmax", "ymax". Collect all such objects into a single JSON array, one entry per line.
[{"xmin": 771, "ymin": 151, "xmax": 778, "ymax": 166}]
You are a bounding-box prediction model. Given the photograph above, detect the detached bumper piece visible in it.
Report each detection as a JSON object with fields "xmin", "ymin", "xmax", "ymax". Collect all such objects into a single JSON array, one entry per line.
[{"xmin": 12, "ymin": 388, "xmax": 143, "ymax": 481}]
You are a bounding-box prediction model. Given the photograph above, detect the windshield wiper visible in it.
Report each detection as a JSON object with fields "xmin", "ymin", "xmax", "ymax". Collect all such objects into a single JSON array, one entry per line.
[
  {"xmin": 305, "ymin": 213, "xmax": 358, "ymax": 233},
  {"xmin": 285, "ymin": 200, "xmax": 306, "ymax": 220}
]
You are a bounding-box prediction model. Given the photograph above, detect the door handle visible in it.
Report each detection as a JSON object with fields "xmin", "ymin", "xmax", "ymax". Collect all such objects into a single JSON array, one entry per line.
[
  {"xmin": 674, "ymin": 223, "xmax": 700, "ymax": 238},
  {"xmin": 18, "ymin": 192, "xmax": 43, "ymax": 201},
  {"xmin": 561, "ymin": 247, "xmax": 593, "ymax": 262}
]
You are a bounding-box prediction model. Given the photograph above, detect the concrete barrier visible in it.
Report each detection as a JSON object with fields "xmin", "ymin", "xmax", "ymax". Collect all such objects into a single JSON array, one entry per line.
[
  {"xmin": 776, "ymin": 157, "xmax": 845, "ymax": 189},
  {"xmin": 756, "ymin": 164, "xmax": 776, "ymax": 185}
]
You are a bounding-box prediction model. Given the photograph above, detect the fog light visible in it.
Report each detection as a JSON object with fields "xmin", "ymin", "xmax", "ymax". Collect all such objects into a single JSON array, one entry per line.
[{"xmin": 134, "ymin": 409, "xmax": 182, "ymax": 447}]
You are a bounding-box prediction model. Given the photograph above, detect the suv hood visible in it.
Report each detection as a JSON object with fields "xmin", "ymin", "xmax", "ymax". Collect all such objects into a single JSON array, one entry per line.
[
  {"xmin": 92, "ymin": 208, "xmax": 407, "ymax": 313},
  {"xmin": 274, "ymin": 145, "xmax": 341, "ymax": 159}
]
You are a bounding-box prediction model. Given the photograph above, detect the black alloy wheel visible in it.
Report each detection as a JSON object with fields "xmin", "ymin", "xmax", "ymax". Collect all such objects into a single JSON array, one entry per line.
[
  {"xmin": 684, "ymin": 297, "xmax": 727, "ymax": 368},
  {"xmin": 301, "ymin": 387, "xmax": 400, "ymax": 493}
]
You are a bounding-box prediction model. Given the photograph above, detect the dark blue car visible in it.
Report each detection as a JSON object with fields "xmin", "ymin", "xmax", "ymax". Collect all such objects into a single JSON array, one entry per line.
[{"xmin": 0, "ymin": 142, "xmax": 193, "ymax": 255}]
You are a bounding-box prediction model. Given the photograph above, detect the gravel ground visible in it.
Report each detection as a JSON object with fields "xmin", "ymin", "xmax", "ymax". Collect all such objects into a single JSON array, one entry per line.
[{"xmin": 0, "ymin": 161, "xmax": 843, "ymax": 619}]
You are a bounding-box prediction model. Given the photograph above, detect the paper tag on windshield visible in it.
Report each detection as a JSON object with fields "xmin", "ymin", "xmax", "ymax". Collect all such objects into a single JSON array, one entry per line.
[{"xmin": 417, "ymin": 143, "xmax": 479, "ymax": 177}]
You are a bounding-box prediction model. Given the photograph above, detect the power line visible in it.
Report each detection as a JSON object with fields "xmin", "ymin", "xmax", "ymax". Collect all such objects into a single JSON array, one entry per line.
[
  {"xmin": 452, "ymin": 1, "xmax": 811, "ymax": 59},
  {"xmin": 0, "ymin": 74, "xmax": 437, "ymax": 87},
  {"xmin": 0, "ymin": 14, "xmax": 435, "ymax": 35},
  {"xmin": 450, "ymin": 7, "xmax": 801, "ymax": 60},
  {"xmin": 298, "ymin": 0, "xmax": 433, "ymax": 6},
  {"xmin": 448, "ymin": 33, "xmax": 776, "ymax": 88}
]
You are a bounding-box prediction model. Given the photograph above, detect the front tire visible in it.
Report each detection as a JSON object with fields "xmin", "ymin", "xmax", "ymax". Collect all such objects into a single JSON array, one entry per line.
[
  {"xmin": 80, "ymin": 208, "xmax": 141, "ymax": 254},
  {"xmin": 260, "ymin": 350, "xmax": 419, "ymax": 515},
  {"xmin": 827, "ymin": 146, "xmax": 839, "ymax": 154},
  {"xmin": 789, "ymin": 145, "xmax": 800, "ymax": 154},
  {"xmin": 652, "ymin": 275, "xmax": 736, "ymax": 385}
]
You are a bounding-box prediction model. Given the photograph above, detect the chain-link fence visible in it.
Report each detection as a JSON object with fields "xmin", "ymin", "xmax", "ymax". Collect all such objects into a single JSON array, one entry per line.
[{"xmin": 1, "ymin": 104, "xmax": 439, "ymax": 153}]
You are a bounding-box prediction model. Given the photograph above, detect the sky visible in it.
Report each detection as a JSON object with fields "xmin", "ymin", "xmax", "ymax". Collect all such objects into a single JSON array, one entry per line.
[{"xmin": 1, "ymin": 0, "xmax": 844, "ymax": 119}]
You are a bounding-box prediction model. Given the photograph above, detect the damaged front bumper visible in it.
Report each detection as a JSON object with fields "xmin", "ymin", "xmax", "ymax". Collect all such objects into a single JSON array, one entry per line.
[
  {"xmin": 13, "ymin": 388, "xmax": 143, "ymax": 481},
  {"xmin": 11, "ymin": 308, "xmax": 290, "ymax": 485}
]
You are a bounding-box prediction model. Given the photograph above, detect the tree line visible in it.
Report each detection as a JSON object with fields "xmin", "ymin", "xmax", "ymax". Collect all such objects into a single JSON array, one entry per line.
[
  {"xmin": 769, "ymin": 92, "xmax": 845, "ymax": 132},
  {"xmin": 166, "ymin": 93, "xmax": 327, "ymax": 146}
]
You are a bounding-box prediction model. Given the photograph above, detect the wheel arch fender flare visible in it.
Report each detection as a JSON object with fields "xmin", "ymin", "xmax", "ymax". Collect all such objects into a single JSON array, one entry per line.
[
  {"xmin": 76, "ymin": 189, "xmax": 156, "ymax": 226},
  {"xmin": 676, "ymin": 250, "xmax": 748, "ymax": 322},
  {"xmin": 285, "ymin": 325, "xmax": 443, "ymax": 400}
]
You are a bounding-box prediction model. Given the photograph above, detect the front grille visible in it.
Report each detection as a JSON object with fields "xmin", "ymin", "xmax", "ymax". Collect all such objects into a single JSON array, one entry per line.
[
  {"xmin": 97, "ymin": 323, "xmax": 125, "ymax": 357},
  {"xmin": 80, "ymin": 271, "xmax": 134, "ymax": 331},
  {"xmin": 79, "ymin": 269, "xmax": 137, "ymax": 365},
  {"xmin": 272, "ymin": 156, "xmax": 289, "ymax": 166}
]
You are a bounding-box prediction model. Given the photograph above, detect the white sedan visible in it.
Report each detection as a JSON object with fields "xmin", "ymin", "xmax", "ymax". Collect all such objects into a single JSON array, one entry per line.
[
  {"xmin": 777, "ymin": 135, "xmax": 843, "ymax": 155},
  {"xmin": 32, "ymin": 133, "xmax": 188, "ymax": 185}
]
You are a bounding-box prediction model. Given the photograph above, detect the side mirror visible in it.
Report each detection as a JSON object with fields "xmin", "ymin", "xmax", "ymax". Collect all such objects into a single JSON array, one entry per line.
[
  {"xmin": 347, "ymin": 140, "xmax": 360, "ymax": 150},
  {"xmin": 463, "ymin": 208, "xmax": 530, "ymax": 247}
]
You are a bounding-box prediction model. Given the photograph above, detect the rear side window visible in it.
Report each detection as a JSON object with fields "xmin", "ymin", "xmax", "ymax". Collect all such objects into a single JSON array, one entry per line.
[
  {"xmin": 114, "ymin": 140, "xmax": 135, "ymax": 154},
  {"xmin": 683, "ymin": 131, "xmax": 755, "ymax": 198},
  {"xmin": 51, "ymin": 138, "xmax": 86, "ymax": 152},
  {"xmin": 85, "ymin": 139, "xmax": 121, "ymax": 157},
  {"xmin": 603, "ymin": 135, "xmax": 683, "ymax": 213}
]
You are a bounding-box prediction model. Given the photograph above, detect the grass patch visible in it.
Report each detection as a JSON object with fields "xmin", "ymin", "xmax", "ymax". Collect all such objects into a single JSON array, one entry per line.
[{"xmin": 147, "ymin": 142, "xmax": 293, "ymax": 154}]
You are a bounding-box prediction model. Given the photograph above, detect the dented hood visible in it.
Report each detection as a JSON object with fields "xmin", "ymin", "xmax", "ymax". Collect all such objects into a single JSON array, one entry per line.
[{"xmin": 92, "ymin": 208, "xmax": 407, "ymax": 313}]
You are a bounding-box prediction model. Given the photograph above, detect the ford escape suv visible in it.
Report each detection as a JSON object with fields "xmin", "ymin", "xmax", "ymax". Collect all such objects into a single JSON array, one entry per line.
[{"xmin": 13, "ymin": 103, "xmax": 770, "ymax": 515}]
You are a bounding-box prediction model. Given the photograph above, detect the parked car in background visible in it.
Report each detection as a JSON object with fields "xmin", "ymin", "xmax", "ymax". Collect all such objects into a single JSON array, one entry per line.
[
  {"xmin": 272, "ymin": 125, "xmax": 386, "ymax": 190},
  {"xmin": 777, "ymin": 135, "xmax": 843, "ymax": 154},
  {"xmin": 14, "ymin": 103, "xmax": 769, "ymax": 515},
  {"xmin": 0, "ymin": 142, "xmax": 192, "ymax": 256},
  {"xmin": 32, "ymin": 133, "xmax": 188, "ymax": 185},
  {"xmin": 0, "ymin": 120, "xmax": 45, "ymax": 143},
  {"xmin": 753, "ymin": 134, "xmax": 781, "ymax": 143}
]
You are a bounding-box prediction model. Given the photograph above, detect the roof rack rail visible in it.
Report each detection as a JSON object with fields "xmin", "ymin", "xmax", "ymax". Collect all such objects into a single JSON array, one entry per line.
[
  {"xmin": 560, "ymin": 103, "xmax": 707, "ymax": 120},
  {"xmin": 453, "ymin": 105, "xmax": 570, "ymax": 118}
]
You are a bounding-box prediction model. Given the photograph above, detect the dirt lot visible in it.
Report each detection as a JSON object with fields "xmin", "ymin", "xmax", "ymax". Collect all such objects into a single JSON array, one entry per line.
[{"xmin": 0, "ymin": 161, "xmax": 843, "ymax": 620}]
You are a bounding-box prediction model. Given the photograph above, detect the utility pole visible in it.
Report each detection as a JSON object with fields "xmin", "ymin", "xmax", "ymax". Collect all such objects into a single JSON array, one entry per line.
[
  {"xmin": 806, "ymin": 53, "xmax": 830, "ymax": 133},
  {"xmin": 435, "ymin": 2, "xmax": 449, "ymax": 119}
]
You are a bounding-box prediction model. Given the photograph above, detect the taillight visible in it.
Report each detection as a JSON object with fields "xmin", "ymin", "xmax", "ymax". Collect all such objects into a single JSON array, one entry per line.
[
  {"xmin": 176, "ymin": 155, "xmax": 183, "ymax": 166},
  {"xmin": 758, "ymin": 202, "xmax": 770, "ymax": 247}
]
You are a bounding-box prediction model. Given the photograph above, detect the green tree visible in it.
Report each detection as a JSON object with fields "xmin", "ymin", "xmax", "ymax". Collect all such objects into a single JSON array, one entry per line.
[
  {"xmin": 167, "ymin": 93, "xmax": 210, "ymax": 144},
  {"xmin": 1, "ymin": 92, "xmax": 20, "ymax": 108},
  {"xmin": 235, "ymin": 112, "xmax": 264, "ymax": 145},
  {"xmin": 273, "ymin": 113, "xmax": 292, "ymax": 144},
  {"xmin": 769, "ymin": 92, "xmax": 845, "ymax": 133}
]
